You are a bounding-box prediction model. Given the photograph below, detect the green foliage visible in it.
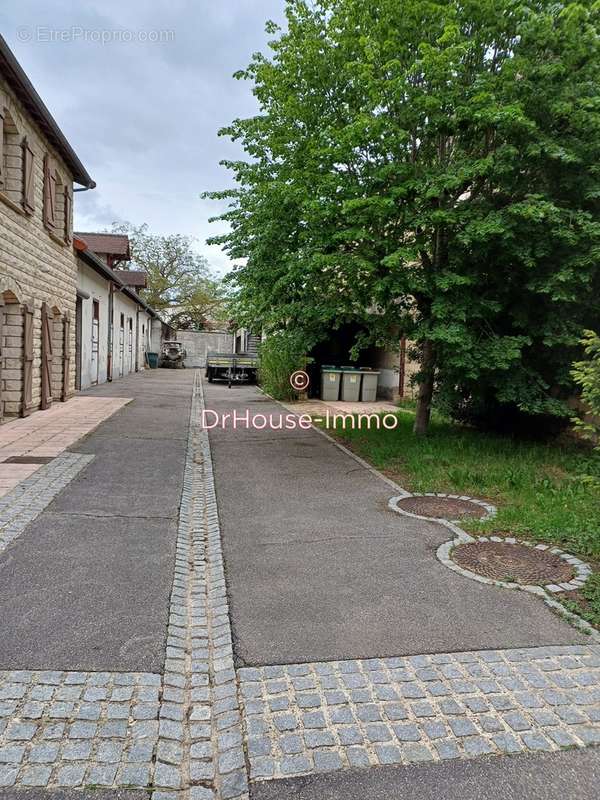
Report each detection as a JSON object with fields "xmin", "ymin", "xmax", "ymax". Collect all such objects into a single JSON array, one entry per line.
[
  {"xmin": 112, "ymin": 223, "xmax": 228, "ymax": 330},
  {"xmin": 206, "ymin": 0, "xmax": 600, "ymax": 431},
  {"xmin": 572, "ymin": 330, "xmax": 600, "ymax": 446},
  {"xmin": 258, "ymin": 331, "xmax": 311, "ymax": 401},
  {"xmin": 563, "ymin": 573, "xmax": 600, "ymax": 628}
]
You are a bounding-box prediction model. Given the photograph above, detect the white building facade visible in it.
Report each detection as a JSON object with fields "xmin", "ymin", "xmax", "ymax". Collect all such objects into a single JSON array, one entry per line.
[{"xmin": 75, "ymin": 239, "xmax": 156, "ymax": 390}]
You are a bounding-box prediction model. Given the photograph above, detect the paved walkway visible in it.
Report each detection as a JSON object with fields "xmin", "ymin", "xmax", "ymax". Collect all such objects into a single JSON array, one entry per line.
[
  {"xmin": 0, "ymin": 397, "xmax": 130, "ymax": 497},
  {"xmin": 206, "ymin": 383, "xmax": 585, "ymax": 664},
  {"xmin": 0, "ymin": 373, "xmax": 597, "ymax": 799}
]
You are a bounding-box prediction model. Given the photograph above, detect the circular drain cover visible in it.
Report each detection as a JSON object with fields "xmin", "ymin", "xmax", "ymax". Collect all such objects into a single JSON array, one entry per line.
[
  {"xmin": 396, "ymin": 495, "xmax": 487, "ymax": 520},
  {"xmin": 452, "ymin": 541, "xmax": 575, "ymax": 585}
]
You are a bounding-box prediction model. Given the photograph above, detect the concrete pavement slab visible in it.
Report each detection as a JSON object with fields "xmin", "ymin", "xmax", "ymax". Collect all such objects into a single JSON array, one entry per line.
[
  {"xmin": 0, "ymin": 512, "xmax": 177, "ymax": 672},
  {"xmin": 205, "ymin": 382, "xmax": 585, "ymax": 666}
]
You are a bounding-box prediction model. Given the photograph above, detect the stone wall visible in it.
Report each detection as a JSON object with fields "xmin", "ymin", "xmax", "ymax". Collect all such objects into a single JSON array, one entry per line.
[
  {"xmin": 0, "ymin": 75, "xmax": 79, "ymax": 417},
  {"xmin": 174, "ymin": 330, "xmax": 233, "ymax": 368}
]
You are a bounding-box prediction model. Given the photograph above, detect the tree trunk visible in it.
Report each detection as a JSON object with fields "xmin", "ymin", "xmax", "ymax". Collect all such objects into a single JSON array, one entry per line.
[{"xmin": 413, "ymin": 339, "xmax": 435, "ymax": 436}]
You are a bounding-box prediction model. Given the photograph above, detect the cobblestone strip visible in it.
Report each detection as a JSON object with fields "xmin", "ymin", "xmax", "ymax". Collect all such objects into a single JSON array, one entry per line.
[
  {"xmin": 0, "ymin": 453, "xmax": 94, "ymax": 553},
  {"xmin": 200, "ymin": 377, "xmax": 249, "ymax": 800},
  {"xmin": 238, "ymin": 645, "xmax": 600, "ymax": 781},
  {"xmin": 0, "ymin": 669, "xmax": 160, "ymax": 790},
  {"xmin": 152, "ymin": 373, "xmax": 248, "ymax": 800}
]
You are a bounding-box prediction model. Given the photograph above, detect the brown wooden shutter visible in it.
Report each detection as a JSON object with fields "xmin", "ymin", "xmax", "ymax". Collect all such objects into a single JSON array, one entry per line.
[
  {"xmin": 22, "ymin": 138, "xmax": 35, "ymax": 214},
  {"xmin": 62, "ymin": 313, "xmax": 71, "ymax": 401},
  {"xmin": 40, "ymin": 303, "xmax": 53, "ymax": 410},
  {"xmin": 43, "ymin": 155, "xmax": 56, "ymax": 229},
  {"xmin": 0, "ymin": 106, "xmax": 4, "ymax": 191},
  {"xmin": 0, "ymin": 295, "xmax": 4, "ymax": 424},
  {"xmin": 22, "ymin": 304, "xmax": 34, "ymax": 417},
  {"xmin": 63, "ymin": 185, "xmax": 72, "ymax": 243}
]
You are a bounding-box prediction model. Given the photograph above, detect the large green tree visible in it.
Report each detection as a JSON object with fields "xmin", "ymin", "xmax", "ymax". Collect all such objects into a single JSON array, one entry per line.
[
  {"xmin": 207, "ymin": 0, "xmax": 600, "ymax": 433},
  {"xmin": 113, "ymin": 223, "xmax": 228, "ymax": 330}
]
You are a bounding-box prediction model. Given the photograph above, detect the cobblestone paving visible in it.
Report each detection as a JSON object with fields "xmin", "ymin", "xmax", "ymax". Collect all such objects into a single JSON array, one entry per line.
[
  {"xmin": 150, "ymin": 372, "xmax": 248, "ymax": 800},
  {"xmin": 0, "ymin": 374, "xmax": 247, "ymax": 799},
  {"xmin": 0, "ymin": 669, "xmax": 160, "ymax": 789},
  {"xmin": 238, "ymin": 645, "xmax": 600, "ymax": 781},
  {"xmin": 0, "ymin": 452, "xmax": 94, "ymax": 553}
]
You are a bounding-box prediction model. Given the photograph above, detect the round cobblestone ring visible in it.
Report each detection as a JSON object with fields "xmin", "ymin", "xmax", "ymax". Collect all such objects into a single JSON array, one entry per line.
[
  {"xmin": 447, "ymin": 536, "xmax": 592, "ymax": 593},
  {"xmin": 389, "ymin": 493, "xmax": 496, "ymax": 522}
]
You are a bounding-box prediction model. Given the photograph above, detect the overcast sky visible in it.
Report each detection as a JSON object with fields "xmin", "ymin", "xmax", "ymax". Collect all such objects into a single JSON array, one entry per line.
[{"xmin": 0, "ymin": 0, "xmax": 287, "ymax": 273}]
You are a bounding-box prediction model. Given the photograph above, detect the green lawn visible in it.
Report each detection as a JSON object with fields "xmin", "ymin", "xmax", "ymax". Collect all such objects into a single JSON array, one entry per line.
[{"xmin": 327, "ymin": 409, "xmax": 600, "ymax": 626}]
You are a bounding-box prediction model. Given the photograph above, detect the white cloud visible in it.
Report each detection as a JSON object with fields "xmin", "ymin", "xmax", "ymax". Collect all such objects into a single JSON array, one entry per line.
[{"xmin": 0, "ymin": 0, "xmax": 287, "ymax": 274}]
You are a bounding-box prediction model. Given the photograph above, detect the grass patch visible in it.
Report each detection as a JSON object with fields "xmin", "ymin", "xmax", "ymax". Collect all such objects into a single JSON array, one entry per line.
[
  {"xmin": 562, "ymin": 574, "xmax": 600, "ymax": 629},
  {"xmin": 326, "ymin": 410, "xmax": 600, "ymax": 624},
  {"xmin": 396, "ymin": 396, "xmax": 417, "ymax": 412}
]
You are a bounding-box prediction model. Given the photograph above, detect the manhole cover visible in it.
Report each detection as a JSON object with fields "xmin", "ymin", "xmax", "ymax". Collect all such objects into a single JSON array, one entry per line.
[
  {"xmin": 395, "ymin": 495, "xmax": 487, "ymax": 520},
  {"xmin": 452, "ymin": 541, "xmax": 575, "ymax": 585}
]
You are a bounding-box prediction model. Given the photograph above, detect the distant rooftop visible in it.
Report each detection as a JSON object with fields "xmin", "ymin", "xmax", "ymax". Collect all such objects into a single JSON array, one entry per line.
[
  {"xmin": 116, "ymin": 270, "xmax": 147, "ymax": 289},
  {"xmin": 75, "ymin": 232, "xmax": 130, "ymax": 259}
]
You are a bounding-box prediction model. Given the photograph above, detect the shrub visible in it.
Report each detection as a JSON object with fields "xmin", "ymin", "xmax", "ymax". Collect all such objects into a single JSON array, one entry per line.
[
  {"xmin": 572, "ymin": 331, "xmax": 600, "ymax": 447},
  {"xmin": 258, "ymin": 331, "xmax": 310, "ymax": 401}
]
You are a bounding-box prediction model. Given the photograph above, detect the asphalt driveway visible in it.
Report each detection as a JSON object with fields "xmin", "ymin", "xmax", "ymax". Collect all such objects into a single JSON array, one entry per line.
[
  {"xmin": 0, "ymin": 370, "xmax": 193, "ymax": 673},
  {"xmin": 205, "ymin": 381, "xmax": 586, "ymax": 666}
]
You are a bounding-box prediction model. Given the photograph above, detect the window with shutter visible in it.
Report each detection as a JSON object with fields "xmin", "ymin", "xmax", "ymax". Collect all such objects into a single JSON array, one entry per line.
[
  {"xmin": 21, "ymin": 138, "xmax": 34, "ymax": 214},
  {"xmin": 43, "ymin": 154, "xmax": 56, "ymax": 230},
  {"xmin": 0, "ymin": 107, "xmax": 23, "ymax": 206}
]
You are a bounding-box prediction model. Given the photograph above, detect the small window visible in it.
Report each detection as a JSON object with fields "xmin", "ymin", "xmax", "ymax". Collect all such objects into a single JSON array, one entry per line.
[
  {"xmin": 120, "ymin": 313, "xmax": 124, "ymax": 328},
  {"xmin": 128, "ymin": 318, "xmax": 132, "ymax": 331},
  {"xmin": 92, "ymin": 299, "xmax": 99, "ymax": 320}
]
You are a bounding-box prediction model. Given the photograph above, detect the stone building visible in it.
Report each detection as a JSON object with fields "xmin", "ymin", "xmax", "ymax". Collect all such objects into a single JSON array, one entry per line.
[{"xmin": 0, "ymin": 34, "xmax": 95, "ymax": 420}]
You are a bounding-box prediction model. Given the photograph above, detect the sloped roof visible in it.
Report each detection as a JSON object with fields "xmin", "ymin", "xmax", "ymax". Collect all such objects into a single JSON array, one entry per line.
[
  {"xmin": 74, "ymin": 232, "xmax": 130, "ymax": 258},
  {"xmin": 116, "ymin": 270, "xmax": 147, "ymax": 288},
  {"xmin": 73, "ymin": 237, "xmax": 157, "ymax": 318},
  {"xmin": 0, "ymin": 35, "xmax": 94, "ymax": 188}
]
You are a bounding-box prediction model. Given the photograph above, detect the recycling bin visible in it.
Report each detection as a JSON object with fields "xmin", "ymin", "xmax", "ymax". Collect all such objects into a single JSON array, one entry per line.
[
  {"xmin": 341, "ymin": 367, "xmax": 361, "ymax": 402},
  {"xmin": 320, "ymin": 366, "xmax": 342, "ymax": 401},
  {"xmin": 360, "ymin": 369, "xmax": 380, "ymax": 402}
]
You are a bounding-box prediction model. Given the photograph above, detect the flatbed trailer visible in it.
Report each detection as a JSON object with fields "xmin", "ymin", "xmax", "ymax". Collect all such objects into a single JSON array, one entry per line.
[{"xmin": 205, "ymin": 352, "xmax": 258, "ymax": 387}]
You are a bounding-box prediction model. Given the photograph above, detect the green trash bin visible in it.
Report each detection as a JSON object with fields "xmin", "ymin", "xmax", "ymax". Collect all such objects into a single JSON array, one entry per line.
[
  {"xmin": 360, "ymin": 369, "xmax": 380, "ymax": 402},
  {"xmin": 147, "ymin": 352, "xmax": 159, "ymax": 369},
  {"xmin": 341, "ymin": 367, "xmax": 361, "ymax": 402},
  {"xmin": 320, "ymin": 366, "xmax": 342, "ymax": 401}
]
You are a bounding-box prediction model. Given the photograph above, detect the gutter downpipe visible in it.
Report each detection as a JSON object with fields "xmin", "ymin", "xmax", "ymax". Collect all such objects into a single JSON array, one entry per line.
[{"xmin": 107, "ymin": 283, "xmax": 114, "ymax": 381}]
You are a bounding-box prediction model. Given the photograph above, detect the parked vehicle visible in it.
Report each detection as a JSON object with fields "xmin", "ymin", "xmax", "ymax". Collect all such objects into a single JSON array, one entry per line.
[
  {"xmin": 206, "ymin": 352, "xmax": 258, "ymax": 387},
  {"xmin": 159, "ymin": 341, "xmax": 187, "ymax": 369}
]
